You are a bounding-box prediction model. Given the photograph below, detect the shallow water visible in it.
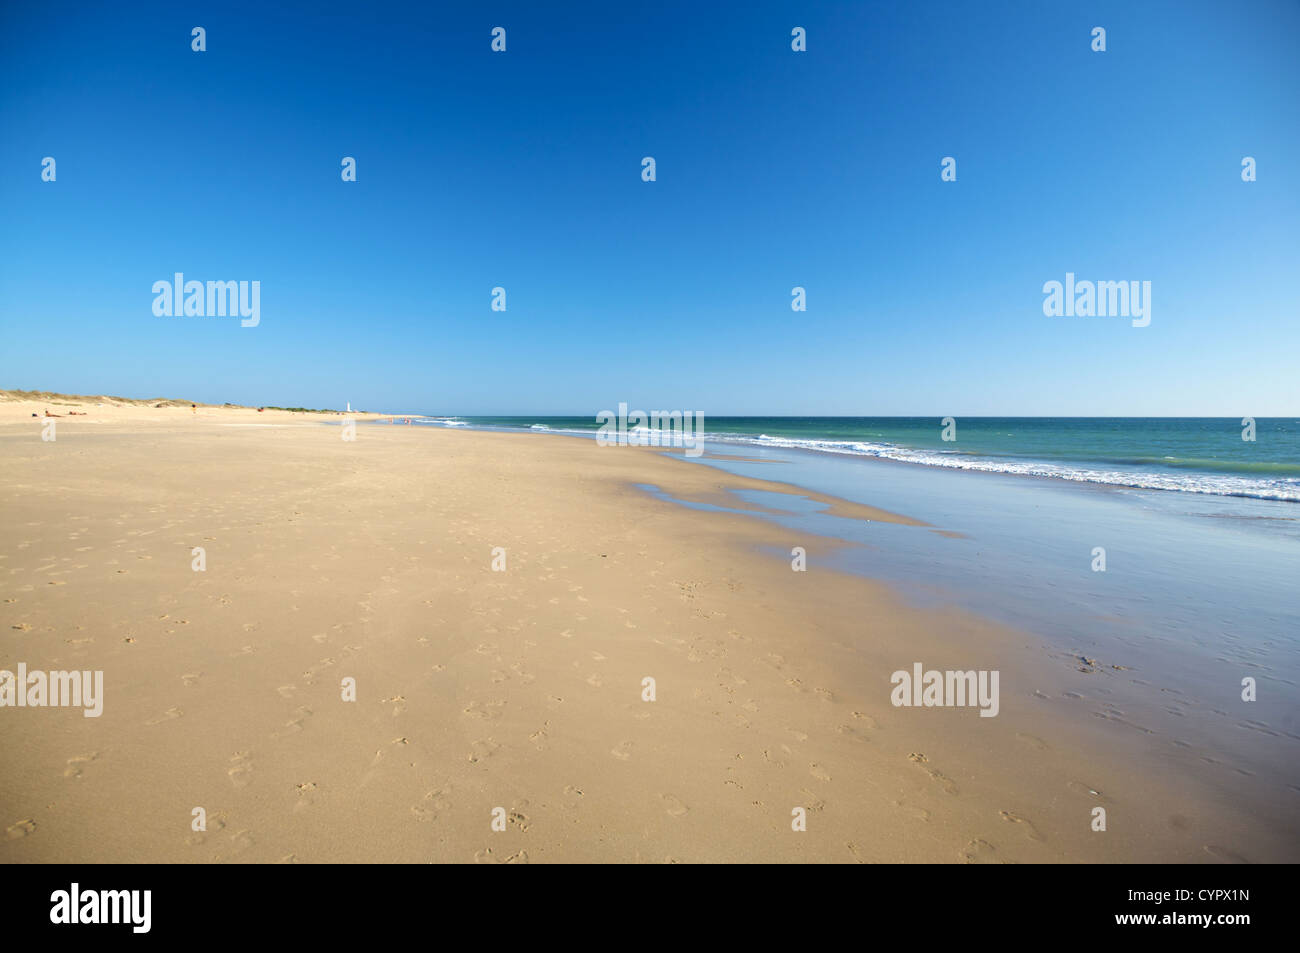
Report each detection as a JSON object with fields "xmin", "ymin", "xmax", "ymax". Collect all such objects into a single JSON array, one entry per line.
[{"xmin": 667, "ymin": 442, "xmax": 1300, "ymax": 805}]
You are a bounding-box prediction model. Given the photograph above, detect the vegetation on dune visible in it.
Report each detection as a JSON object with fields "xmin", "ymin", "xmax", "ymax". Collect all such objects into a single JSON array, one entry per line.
[
  {"xmin": 262, "ymin": 406, "xmax": 349, "ymax": 414},
  {"xmin": 2, "ymin": 389, "xmax": 355, "ymax": 414}
]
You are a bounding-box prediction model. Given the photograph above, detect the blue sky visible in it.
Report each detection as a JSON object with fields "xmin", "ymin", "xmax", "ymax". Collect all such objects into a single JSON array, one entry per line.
[{"xmin": 1, "ymin": 0, "xmax": 1297, "ymax": 415}]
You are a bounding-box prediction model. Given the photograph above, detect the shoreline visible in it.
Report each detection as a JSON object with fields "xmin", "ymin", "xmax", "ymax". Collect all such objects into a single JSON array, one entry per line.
[
  {"xmin": 372, "ymin": 416, "xmax": 1300, "ymax": 506},
  {"xmin": 1, "ymin": 402, "xmax": 1295, "ymax": 862}
]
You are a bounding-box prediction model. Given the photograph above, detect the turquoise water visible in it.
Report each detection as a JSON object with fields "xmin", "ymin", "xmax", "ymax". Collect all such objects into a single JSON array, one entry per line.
[{"xmin": 398, "ymin": 417, "xmax": 1300, "ymax": 502}]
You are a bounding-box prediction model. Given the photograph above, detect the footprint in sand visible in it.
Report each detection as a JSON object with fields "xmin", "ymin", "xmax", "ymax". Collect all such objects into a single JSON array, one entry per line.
[
  {"xmin": 999, "ymin": 810, "xmax": 1046, "ymax": 841},
  {"xmin": 894, "ymin": 799, "xmax": 931, "ymax": 822},
  {"xmin": 800, "ymin": 789, "xmax": 827, "ymax": 813},
  {"xmin": 64, "ymin": 753, "xmax": 99, "ymax": 778},
  {"xmin": 926, "ymin": 769, "xmax": 959, "ymax": 795},
  {"xmin": 466, "ymin": 738, "xmax": 500, "ymax": 764},
  {"xmin": 511, "ymin": 662, "xmax": 536, "ymax": 684},
  {"xmin": 273, "ymin": 707, "xmax": 313, "ymax": 738},
  {"xmin": 835, "ymin": 724, "xmax": 869, "ymax": 742},
  {"xmin": 145, "ymin": 707, "xmax": 183, "ymax": 726},
  {"xmin": 474, "ymin": 848, "xmax": 529, "ymax": 864},
  {"xmin": 908, "ymin": 753, "xmax": 958, "ymax": 794},
  {"xmin": 409, "ymin": 803, "xmax": 436, "ymax": 822},
  {"xmin": 851, "ymin": 711, "xmax": 879, "ymax": 729},
  {"xmin": 961, "ymin": 839, "xmax": 1002, "ymax": 863},
  {"xmin": 611, "ymin": 740, "xmax": 634, "ymax": 761},
  {"xmin": 809, "ymin": 763, "xmax": 832, "ymax": 782},
  {"xmin": 301, "ymin": 657, "xmax": 338, "ymax": 684},
  {"xmin": 228, "ymin": 752, "xmax": 254, "ymax": 788},
  {"xmin": 227, "ymin": 829, "xmax": 255, "ymax": 853},
  {"xmin": 411, "ymin": 787, "xmax": 451, "ymax": 821},
  {"xmin": 293, "ymin": 781, "xmax": 320, "ymax": 812},
  {"xmin": 276, "ymin": 684, "xmax": 297, "ymax": 699},
  {"xmin": 182, "ymin": 673, "xmax": 202, "ymax": 687},
  {"xmin": 717, "ymin": 668, "xmax": 748, "ymax": 687},
  {"xmin": 462, "ymin": 700, "xmax": 503, "ymax": 720},
  {"xmin": 661, "ymin": 794, "xmax": 690, "ymax": 817},
  {"xmin": 6, "ymin": 819, "xmax": 37, "ymax": 840}
]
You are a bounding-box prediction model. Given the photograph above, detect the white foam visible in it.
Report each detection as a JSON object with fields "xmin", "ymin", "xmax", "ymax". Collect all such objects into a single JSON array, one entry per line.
[{"xmin": 712, "ymin": 433, "xmax": 1300, "ymax": 502}]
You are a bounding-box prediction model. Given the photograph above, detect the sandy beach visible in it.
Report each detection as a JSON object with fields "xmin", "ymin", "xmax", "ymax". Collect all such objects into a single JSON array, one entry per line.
[{"xmin": 0, "ymin": 395, "xmax": 1288, "ymax": 863}]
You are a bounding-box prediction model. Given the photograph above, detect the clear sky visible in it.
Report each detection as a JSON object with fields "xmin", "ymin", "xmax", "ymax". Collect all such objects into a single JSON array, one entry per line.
[{"xmin": 2, "ymin": 0, "xmax": 1297, "ymax": 416}]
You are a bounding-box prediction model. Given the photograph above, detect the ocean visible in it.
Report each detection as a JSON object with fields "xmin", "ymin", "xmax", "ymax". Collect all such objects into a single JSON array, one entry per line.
[{"xmin": 397, "ymin": 417, "xmax": 1300, "ymax": 503}]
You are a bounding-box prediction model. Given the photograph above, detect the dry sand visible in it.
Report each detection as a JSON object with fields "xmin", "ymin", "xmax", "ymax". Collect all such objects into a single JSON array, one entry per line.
[{"xmin": 0, "ymin": 396, "xmax": 1284, "ymax": 862}]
